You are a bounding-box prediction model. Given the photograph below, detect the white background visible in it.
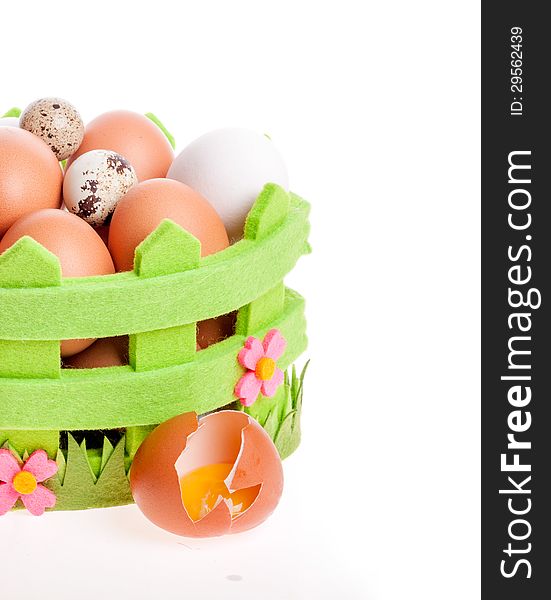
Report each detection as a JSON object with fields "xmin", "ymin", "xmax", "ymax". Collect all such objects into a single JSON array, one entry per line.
[{"xmin": 0, "ymin": 1, "xmax": 481, "ymax": 598}]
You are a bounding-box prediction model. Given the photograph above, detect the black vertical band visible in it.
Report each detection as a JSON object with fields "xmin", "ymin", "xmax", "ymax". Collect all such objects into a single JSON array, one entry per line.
[{"xmin": 482, "ymin": 2, "xmax": 548, "ymax": 597}]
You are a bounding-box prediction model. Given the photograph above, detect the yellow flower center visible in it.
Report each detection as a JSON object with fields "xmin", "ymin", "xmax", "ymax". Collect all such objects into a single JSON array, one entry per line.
[
  {"xmin": 255, "ymin": 357, "xmax": 276, "ymax": 381},
  {"xmin": 13, "ymin": 471, "xmax": 37, "ymax": 495}
]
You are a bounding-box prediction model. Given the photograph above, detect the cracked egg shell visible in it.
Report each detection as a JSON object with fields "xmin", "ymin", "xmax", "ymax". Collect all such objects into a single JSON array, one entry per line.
[
  {"xmin": 64, "ymin": 150, "xmax": 137, "ymax": 226},
  {"xmin": 130, "ymin": 411, "xmax": 284, "ymax": 538},
  {"xmin": 66, "ymin": 110, "xmax": 173, "ymax": 181}
]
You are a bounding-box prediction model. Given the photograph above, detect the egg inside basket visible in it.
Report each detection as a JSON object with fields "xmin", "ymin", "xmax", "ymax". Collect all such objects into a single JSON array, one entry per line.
[{"xmin": 0, "ymin": 181, "xmax": 310, "ymax": 511}]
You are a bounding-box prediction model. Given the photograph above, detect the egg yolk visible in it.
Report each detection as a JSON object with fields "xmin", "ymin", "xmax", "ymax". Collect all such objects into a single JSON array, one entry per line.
[{"xmin": 180, "ymin": 463, "xmax": 259, "ymax": 522}]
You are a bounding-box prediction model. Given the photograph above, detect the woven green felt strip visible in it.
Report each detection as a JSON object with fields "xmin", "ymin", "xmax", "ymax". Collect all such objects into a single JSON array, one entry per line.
[
  {"xmin": 5, "ymin": 361, "xmax": 307, "ymax": 512},
  {"xmin": 0, "ymin": 238, "xmax": 61, "ymax": 455},
  {"xmin": 0, "ymin": 238, "xmax": 61, "ymax": 379},
  {"xmin": 0, "ymin": 192, "xmax": 309, "ymax": 340},
  {"xmin": 129, "ymin": 220, "xmax": 200, "ymax": 371},
  {"xmin": 236, "ymin": 183, "xmax": 289, "ymax": 337},
  {"xmin": 126, "ymin": 221, "xmax": 201, "ymax": 455},
  {"xmin": 0, "ymin": 289, "xmax": 306, "ymax": 431}
]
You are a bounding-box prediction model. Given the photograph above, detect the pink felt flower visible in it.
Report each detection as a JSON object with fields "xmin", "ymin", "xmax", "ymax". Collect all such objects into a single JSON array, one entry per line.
[
  {"xmin": 0, "ymin": 449, "xmax": 58, "ymax": 516},
  {"xmin": 235, "ymin": 329, "xmax": 287, "ymax": 407}
]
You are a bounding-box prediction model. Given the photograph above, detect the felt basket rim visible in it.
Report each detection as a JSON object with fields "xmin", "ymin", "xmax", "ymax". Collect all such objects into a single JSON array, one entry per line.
[
  {"xmin": 0, "ymin": 191, "xmax": 310, "ymax": 340},
  {"xmin": 0, "ymin": 182, "xmax": 310, "ymax": 511}
]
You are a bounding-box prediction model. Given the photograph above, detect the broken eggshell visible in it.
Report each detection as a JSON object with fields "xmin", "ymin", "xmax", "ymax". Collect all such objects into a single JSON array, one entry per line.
[{"xmin": 129, "ymin": 410, "xmax": 284, "ymax": 537}]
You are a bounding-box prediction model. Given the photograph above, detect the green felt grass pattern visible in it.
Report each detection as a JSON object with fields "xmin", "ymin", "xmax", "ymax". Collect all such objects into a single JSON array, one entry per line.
[
  {"xmin": 246, "ymin": 361, "xmax": 308, "ymax": 459},
  {"xmin": 49, "ymin": 435, "xmax": 133, "ymax": 510},
  {"xmin": 3, "ymin": 363, "xmax": 306, "ymax": 512},
  {"xmin": 0, "ymin": 183, "xmax": 310, "ymax": 511},
  {"xmin": 3, "ymin": 435, "xmax": 133, "ymax": 511}
]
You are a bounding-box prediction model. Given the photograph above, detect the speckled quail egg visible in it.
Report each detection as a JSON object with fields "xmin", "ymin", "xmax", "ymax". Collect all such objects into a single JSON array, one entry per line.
[
  {"xmin": 63, "ymin": 149, "xmax": 137, "ymax": 226},
  {"xmin": 20, "ymin": 97, "xmax": 84, "ymax": 160}
]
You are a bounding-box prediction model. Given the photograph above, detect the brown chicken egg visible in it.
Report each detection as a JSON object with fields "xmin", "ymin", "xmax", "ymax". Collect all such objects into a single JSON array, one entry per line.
[
  {"xmin": 197, "ymin": 313, "xmax": 236, "ymax": 349},
  {"xmin": 130, "ymin": 411, "xmax": 284, "ymax": 537},
  {"xmin": 66, "ymin": 110, "xmax": 173, "ymax": 181},
  {"xmin": 63, "ymin": 336, "xmax": 129, "ymax": 368},
  {"xmin": 108, "ymin": 178, "xmax": 229, "ymax": 272},
  {"xmin": 0, "ymin": 127, "xmax": 62, "ymax": 235},
  {"xmin": 0, "ymin": 209, "xmax": 115, "ymax": 356},
  {"xmin": 94, "ymin": 225, "xmax": 110, "ymax": 245}
]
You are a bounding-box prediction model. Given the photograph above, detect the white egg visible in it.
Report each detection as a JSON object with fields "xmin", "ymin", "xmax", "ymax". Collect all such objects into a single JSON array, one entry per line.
[
  {"xmin": 63, "ymin": 149, "xmax": 137, "ymax": 226},
  {"xmin": 167, "ymin": 128, "xmax": 289, "ymax": 241},
  {"xmin": 0, "ymin": 116, "xmax": 20, "ymax": 127}
]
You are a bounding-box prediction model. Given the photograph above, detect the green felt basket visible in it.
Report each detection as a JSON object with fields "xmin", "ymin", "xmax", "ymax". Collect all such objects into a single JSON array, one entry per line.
[{"xmin": 0, "ymin": 183, "xmax": 310, "ymax": 511}]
